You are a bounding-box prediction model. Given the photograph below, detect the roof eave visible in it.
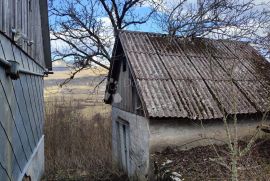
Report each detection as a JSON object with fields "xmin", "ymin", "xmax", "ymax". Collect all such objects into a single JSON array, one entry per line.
[{"xmin": 39, "ymin": 0, "xmax": 52, "ymax": 70}]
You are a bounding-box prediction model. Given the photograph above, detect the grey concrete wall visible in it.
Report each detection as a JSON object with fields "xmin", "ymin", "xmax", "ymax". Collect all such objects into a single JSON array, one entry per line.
[
  {"xmin": 149, "ymin": 116, "xmax": 265, "ymax": 152},
  {"xmin": 112, "ymin": 107, "xmax": 150, "ymax": 181}
]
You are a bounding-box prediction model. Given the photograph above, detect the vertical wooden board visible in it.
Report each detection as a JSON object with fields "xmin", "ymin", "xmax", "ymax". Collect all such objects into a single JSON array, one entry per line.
[
  {"xmin": 12, "ymin": 0, "xmax": 16, "ymax": 31},
  {"xmin": 23, "ymin": 0, "xmax": 27, "ymax": 51},
  {"xmin": 27, "ymin": 0, "xmax": 30, "ymax": 55},
  {"xmin": 16, "ymin": 0, "xmax": 22, "ymax": 32},
  {"xmin": 27, "ymin": 57, "xmax": 34, "ymax": 72},
  {"xmin": 15, "ymin": 0, "xmax": 23, "ymax": 47},
  {"xmin": 0, "ymin": 0, "xmax": 2, "ymax": 31},
  {"xmin": 11, "ymin": 46, "xmax": 33, "ymax": 158},
  {"xmin": 20, "ymin": 75, "xmax": 38, "ymax": 144},
  {"xmin": 31, "ymin": 59, "xmax": 36, "ymax": 72},
  {"xmin": 0, "ymin": 35, "xmax": 14, "ymax": 61},
  {"xmin": 13, "ymin": 76, "xmax": 35, "ymax": 150},
  {"xmin": 33, "ymin": 76, "xmax": 43, "ymax": 134},
  {"xmin": 19, "ymin": 77, "xmax": 37, "ymax": 148},
  {"xmin": 0, "ymin": 126, "xmax": 13, "ymax": 181},
  {"xmin": 12, "ymin": 79, "xmax": 33, "ymax": 158},
  {"xmin": 0, "ymin": 164, "xmax": 10, "ymax": 181},
  {"xmin": 0, "ymin": 38, "xmax": 5, "ymax": 60},
  {"xmin": 39, "ymin": 77, "xmax": 45, "ymax": 130},
  {"xmin": 8, "ymin": 79, "xmax": 30, "ymax": 163},
  {"xmin": 29, "ymin": 75, "xmax": 42, "ymax": 137},
  {"xmin": 0, "ymin": 81, "xmax": 22, "ymax": 179},
  {"xmin": 21, "ymin": 52, "xmax": 30, "ymax": 70},
  {"xmin": 0, "ymin": 65, "xmax": 28, "ymax": 168},
  {"xmin": 31, "ymin": 0, "xmax": 36, "ymax": 59},
  {"xmin": 8, "ymin": 0, "xmax": 14, "ymax": 37},
  {"xmin": 39, "ymin": 77, "xmax": 45, "ymax": 128},
  {"xmin": 36, "ymin": 65, "xmax": 41, "ymax": 74},
  {"xmin": 37, "ymin": 1, "xmax": 45, "ymax": 67},
  {"xmin": 12, "ymin": 45, "xmax": 25, "ymax": 68},
  {"xmin": 30, "ymin": 75, "xmax": 42, "ymax": 136},
  {"xmin": 27, "ymin": 74, "xmax": 42, "ymax": 137},
  {"xmin": 21, "ymin": 0, "xmax": 25, "ymax": 50},
  {"xmin": 0, "ymin": 84, "xmax": 12, "ymax": 179},
  {"xmin": 3, "ymin": 0, "xmax": 9, "ymax": 34}
]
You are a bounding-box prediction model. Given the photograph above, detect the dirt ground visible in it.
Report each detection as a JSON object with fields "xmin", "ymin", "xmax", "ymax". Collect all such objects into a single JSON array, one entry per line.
[{"xmin": 151, "ymin": 139, "xmax": 270, "ymax": 181}]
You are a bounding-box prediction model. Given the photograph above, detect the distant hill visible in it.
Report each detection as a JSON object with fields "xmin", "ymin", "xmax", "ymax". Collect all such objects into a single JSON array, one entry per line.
[
  {"xmin": 52, "ymin": 60, "xmax": 73, "ymax": 71},
  {"xmin": 52, "ymin": 67, "xmax": 71, "ymax": 71}
]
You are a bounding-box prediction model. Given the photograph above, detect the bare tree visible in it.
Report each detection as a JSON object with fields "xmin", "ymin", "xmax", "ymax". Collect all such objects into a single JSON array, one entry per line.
[
  {"xmin": 49, "ymin": 0, "xmax": 159, "ymax": 83},
  {"xmin": 155, "ymin": 0, "xmax": 270, "ymax": 58}
]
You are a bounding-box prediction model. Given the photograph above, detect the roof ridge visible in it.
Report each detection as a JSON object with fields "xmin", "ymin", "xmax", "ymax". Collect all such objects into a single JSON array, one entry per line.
[{"xmin": 118, "ymin": 29, "xmax": 250, "ymax": 45}]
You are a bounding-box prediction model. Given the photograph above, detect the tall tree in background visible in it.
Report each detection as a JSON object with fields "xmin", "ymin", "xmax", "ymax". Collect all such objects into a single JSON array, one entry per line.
[
  {"xmin": 49, "ymin": 0, "xmax": 159, "ymax": 84},
  {"xmin": 155, "ymin": 0, "xmax": 270, "ymax": 57}
]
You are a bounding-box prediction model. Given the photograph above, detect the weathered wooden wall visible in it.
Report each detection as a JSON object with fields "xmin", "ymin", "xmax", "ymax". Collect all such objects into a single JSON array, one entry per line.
[
  {"xmin": 0, "ymin": 32, "xmax": 44, "ymax": 180},
  {"xmin": 0, "ymin": 0, "xmax": 45, "ymax": 67},
  {"xmin": 112, "ymin": 59, "xmax": 144, "ymax": 116}
]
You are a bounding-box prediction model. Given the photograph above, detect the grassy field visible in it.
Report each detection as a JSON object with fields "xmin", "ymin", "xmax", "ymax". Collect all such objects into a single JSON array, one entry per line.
[{"xmin": 43, "ymin": 68, "xmax": 127, "ymax": 180}]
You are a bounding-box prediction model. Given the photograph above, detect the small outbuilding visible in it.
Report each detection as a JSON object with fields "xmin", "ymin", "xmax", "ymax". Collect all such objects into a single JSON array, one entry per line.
[{"xmin": 105, "ymin": 30, "xmax": 270, "ymax": 180}]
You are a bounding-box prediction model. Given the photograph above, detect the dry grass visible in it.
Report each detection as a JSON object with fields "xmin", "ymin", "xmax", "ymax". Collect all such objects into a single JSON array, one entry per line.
[
  {"xmin": 43, "ymin": 67, "xmax": 125, "ymax": 180},
  {"xmin": 45, "ymin": 67, "xmax": 108, "ymax": 80},
  {"xmin": 43, "ymin": 68, "xmax": 129, "ymax": 180},
  {"xmin": 43, "ymin": 96, "xmax": 127, "ymax": 181}
]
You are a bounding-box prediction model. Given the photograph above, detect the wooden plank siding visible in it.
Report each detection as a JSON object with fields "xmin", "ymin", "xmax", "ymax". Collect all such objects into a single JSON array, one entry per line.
[
  {"xmin": 112, "ymin": 59, "xmax": 144, "ymax": 116},
  {"xmin": 0, "ymin": 0, "xmax": 45, "ymax": 67},
  {"xmin": 0, "ymin": 32, "xmax": 44, "ymax": 180}
]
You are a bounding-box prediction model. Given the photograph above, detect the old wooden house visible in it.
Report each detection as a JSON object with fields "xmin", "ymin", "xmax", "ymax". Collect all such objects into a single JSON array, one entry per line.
[
  {"xmin": 105, "ymin": 30, "xmax": 270, "ymax": 180},
  {"xmin": 0, "ymin": 0, "xmax": 51, "ymax": 180}
]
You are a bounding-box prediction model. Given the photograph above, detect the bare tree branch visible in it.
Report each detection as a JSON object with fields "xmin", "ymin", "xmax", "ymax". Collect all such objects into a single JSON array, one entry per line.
[{"xmin": 49, "ymin": 0, "xmax": 158, "ymax": 86}]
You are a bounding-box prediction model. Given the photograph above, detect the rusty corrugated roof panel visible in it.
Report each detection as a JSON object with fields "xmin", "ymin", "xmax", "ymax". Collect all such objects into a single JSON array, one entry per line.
[
  {"xmin": 113, "ymin": 30, "xmax": 270, "ymax": 119},
  {"xmin": 203, "ymin": 39, "xmax": 237, "ymax": 58},
  {"xmin": 222, "ymin": 40, "xmax": 256, "ymax": 59},
  {"xmin": 206, "ymin": 80, "xmax": 257, "ymax": 114},
  {"xmin": 160, "ymin": 54, "xmax": 201, "ymax": 80},
  {"xmin": 173, "ymin": 80, "xmax": 223, "ymax": 119},
  {"xmin": 188, "ymin": 56, "xmax": 230, "ymax": 80},
  {"xmin": 215, "ymin": 58, "xmax": 257, "ymax": 81},
  {"xmin": 236, "ymin": 81, "xmax": 270, "ymax": 112},
  {"xmin": 126, "ymin": 52, "xmax": 170, "ymax": 79},
  {"xmin": 120, "ymin": 31, "xmax": 156, "ymax": 53},
  {"xmin": 137, "ymin": 79, "xmax": 188, "ymax": 118}
]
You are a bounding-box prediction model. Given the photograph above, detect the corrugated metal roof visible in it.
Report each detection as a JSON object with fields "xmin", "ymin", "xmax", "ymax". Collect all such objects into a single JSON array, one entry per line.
[
  {"xmin": 137, "ymin": 79, "xmax": 188, "ymax": 118},
  {"xmin": 115, "ymin": 30, "xmax": 270, "ymax": 119}
]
